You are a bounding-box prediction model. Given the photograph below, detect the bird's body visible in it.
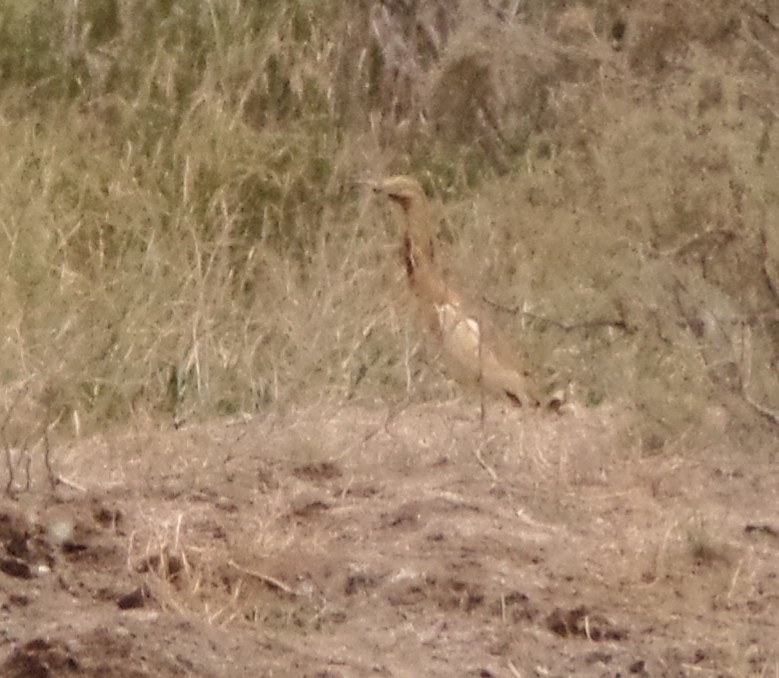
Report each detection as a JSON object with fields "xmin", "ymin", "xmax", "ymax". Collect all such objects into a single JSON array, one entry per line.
[{"xmin": 373, "ymin": 175, "xmax": 540, "ymax": 408}]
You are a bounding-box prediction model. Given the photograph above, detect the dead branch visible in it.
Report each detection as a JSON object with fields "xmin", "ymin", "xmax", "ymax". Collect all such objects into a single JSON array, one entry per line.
[
  {"xmin": 227, "ymin": 560, "xmax": 299, "ymax": 596},
  {"xmin": 483, "ymin": 298, "xmax": 632, "ymax": 334}
]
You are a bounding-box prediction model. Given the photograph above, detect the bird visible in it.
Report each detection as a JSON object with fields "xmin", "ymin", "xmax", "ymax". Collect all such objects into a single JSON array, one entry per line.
[{"xmin": 372, "ymin": 175, "xmax": 541, "ymax": 409}]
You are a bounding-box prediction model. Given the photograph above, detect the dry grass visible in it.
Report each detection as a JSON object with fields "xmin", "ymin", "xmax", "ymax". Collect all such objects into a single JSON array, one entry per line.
[
  {"xmin": 0, "ymin": 0, "xmax": 777, "ymax": 452},
  {"xmin": 2, "ymin": 6, "xmax": 777, "ymax": 672},
  {"xmin": 5, "ymin": 401, "xmax": 776, "ymax": 675}
]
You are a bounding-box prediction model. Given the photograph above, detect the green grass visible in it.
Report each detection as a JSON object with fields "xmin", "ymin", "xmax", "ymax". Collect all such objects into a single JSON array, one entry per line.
[{"xmin": 0, "ymin": 0, "xmax": 777, "ymax": 446}]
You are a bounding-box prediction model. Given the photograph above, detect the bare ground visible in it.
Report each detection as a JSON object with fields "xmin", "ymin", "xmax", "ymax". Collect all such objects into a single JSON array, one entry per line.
[{"xmin": 1, "ymin": 401, "xmax": 777, "ymax": 677}]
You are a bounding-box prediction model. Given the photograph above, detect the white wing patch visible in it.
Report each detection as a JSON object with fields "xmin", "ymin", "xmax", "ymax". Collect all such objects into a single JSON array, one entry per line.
[{"xmin": 435, "ymin": 303, "xmax": 480, "ymax": 338}]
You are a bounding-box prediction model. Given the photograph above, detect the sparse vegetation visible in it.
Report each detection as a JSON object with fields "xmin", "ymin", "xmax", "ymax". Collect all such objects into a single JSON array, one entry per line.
[
  {"xmin": 1, "ymin": 1, "xmax": 777, "ymax": 446},
  {"xmin": 2, "ymin": 5, "xmax": 778, "ymax": 675},
  {"xmin": 3, "ymin": 402, "xmax": 777, "ymax": 676}
]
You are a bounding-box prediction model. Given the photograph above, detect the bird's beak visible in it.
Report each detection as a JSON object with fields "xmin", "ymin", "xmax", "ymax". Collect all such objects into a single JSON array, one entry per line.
[{"xmin": 351, "ymin": 178, "xmax": 381, "ymax": 193}]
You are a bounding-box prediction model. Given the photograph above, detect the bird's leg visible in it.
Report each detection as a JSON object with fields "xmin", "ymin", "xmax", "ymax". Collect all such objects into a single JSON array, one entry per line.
[{"xmin": 478, "ymin": 311, "xmax": 486, "ymax": 430}]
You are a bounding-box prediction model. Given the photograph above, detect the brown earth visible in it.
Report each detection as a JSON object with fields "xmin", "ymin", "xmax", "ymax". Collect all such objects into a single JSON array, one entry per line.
[{"xmin": 0, "ymin": 401, "xmax": 777, "ymax": 677}]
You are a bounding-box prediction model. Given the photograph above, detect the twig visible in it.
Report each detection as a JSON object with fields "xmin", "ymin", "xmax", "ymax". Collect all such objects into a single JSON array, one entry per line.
[
  {"xmin": 227, "ymin": 560, "xmax": 299, "ymax": 596},
  {"xmin": 473, "ymin": 440, "xmax": 499, "ymax": 481},
  {"xmin": 498, "ymin": 298, "xmax": 779, "ymax": 337},
  {"xmin": 54, "ymin": 474, "xmax": 88, "ymax": 492},
  {"xmin": 174, "ymin": 513, "xmax": 183, "ymax": 553},
  {"xmin": 743, "ymin": 391, "xmax": 779, "ymax": 424},
  {"xmin": 482, "ymin": 298, "xmax": 632, "ymax": 333},
  {"xmin": 725, "ymin": 310, "xmax": 779, "ymax": 325},
  {"xmin": 4, "ymin": 444, "xmax": 14, "ymax": 495},
  {"xmin": 22, "ymin": 450, "xmax": 32, "ymax": 491},
  {"xmin": 334, "ymin": 399, "xmax": 408, "ymax": 460},
  {"xmin": 726, "ymin": 558, "xmax": 744, "ymax": 605},
  {"xmin": 744, "ymin": 1, "xmax": 779, "ymax": 31},
  {"xmin": 745, "ymin": 31, "xmax": 779, "ymax": 72},
  {"xmin": 43, "ymin": 429, "xmax": 56, "ymax": 490},
  {"xmin": 760, "ymin": 228, "xmax": 779, "ymax": 304},
  {"xmin": 1, "ymin": 388, "xmax": 27, "ymax": 495},
  {"xmin": 741, "ymin": 325, "xmax": 779, "ymax": 425}
]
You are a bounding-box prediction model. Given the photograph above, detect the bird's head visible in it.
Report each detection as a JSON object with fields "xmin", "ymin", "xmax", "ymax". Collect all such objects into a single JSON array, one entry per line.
[
  {"xmin": 372, "ymin": 175, "xmax": 428, "ymax": 214},
  {"xmin": 365, "ymin": 174, "xmax": 436, "ymax": 271}
]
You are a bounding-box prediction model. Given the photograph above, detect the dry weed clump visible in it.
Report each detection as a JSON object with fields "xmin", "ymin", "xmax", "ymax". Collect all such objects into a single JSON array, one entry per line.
[
  {"xmin": 125, "ymin": 491, "xmax": 326, "ymax": 630},
  {"xmin": 0, "ymin": 0, "xmax": 777, "ymax": 452}
]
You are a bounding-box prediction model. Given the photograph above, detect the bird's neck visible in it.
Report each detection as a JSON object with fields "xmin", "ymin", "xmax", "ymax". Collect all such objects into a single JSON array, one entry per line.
[
  {"xmin": 395, "ymin": 198, "xmax": 454, "ymax": 306},
  {"xmin": 402, "ymin": 232, "xmax": 453, "ymax": 307},
  {"xmin": 403, "ymin": 200, "xmax": 435, "ymax": 264}
]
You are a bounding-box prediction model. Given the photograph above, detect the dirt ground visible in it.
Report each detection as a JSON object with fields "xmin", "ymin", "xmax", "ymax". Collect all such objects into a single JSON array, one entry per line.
[{"xmin": 0, "ymin": 400, "xmax": 777, "ymax": 677}]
